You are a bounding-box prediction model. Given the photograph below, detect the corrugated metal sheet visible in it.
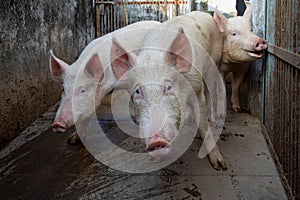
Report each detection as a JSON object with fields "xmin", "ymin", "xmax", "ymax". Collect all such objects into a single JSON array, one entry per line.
[{"xmin": 264, "ymin": 0, "xmax": 300, "ymax": 199}]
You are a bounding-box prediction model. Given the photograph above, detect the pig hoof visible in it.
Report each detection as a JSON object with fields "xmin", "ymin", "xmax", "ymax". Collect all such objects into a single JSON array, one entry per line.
[
  {"xmin": 211, "ymin": 161, "xmax": 221, "ymax": 170},
  {"xmin": 208, "ymin": 147, "xmax": 227, "ymax": 171},
  {"xmin": 220, "ymin": 160, "xmax": 227, "ymax": 171},
  {"xmin": 232, "ymin": 106, "xmax": 241, "ymax": 113},
  {"xmin": 67, "ymin": 134, "xmax": 81, "ymax": 145},
  {"xmin": 211, "ymin": 160, "xmax": 227, "ymax": 171}
]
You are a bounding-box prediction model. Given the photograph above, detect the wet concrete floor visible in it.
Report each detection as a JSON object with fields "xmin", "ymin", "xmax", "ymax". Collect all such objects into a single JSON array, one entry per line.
[{"xmin": 0, "ymin": 101, "xmax": 288, "ymax": 199}]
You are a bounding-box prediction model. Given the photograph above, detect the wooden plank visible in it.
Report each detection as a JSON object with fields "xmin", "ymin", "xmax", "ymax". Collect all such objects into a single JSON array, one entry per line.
[{"xmin": 268, "ymin": 44, "xmax": 300, "ymax": 70}]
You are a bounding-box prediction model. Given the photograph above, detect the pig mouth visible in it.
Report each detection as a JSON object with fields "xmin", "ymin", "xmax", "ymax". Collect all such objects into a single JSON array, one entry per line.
[
  {"xmin": 146, "ymin": 138, "xmax": 171, "ymax": 159},
  {"xmin": 51, "ymin": 121, "xmax": 67, "ymax": 133},
  {"xmin": 245, "ymin": 49, "xmax": 264, "ymax": 58}
]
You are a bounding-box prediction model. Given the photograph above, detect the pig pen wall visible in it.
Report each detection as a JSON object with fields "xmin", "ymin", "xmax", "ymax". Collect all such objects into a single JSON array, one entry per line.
[
  {"xmin": 0, "ymin": 0, "xmax": 95, "ymax": 149},
  {"xmin": 249, "ymin": 0, "xmax": 300, "ymax": 199}
]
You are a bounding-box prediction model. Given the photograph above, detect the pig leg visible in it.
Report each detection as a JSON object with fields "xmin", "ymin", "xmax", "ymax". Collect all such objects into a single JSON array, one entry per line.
[
  {"xmin": 231, "ymin": 63, "xmax": 250, "ymax": 112},
  {"xmin": 67, "ymin": 131, "xmax": 81, "ymax": 144},
  {"xmin": 197, "ymin": 92, "xmax": 227, "ymax": 170},
  {"xmin": 67, "ymin": 117, "xmax": 91, "ymax": 144}
]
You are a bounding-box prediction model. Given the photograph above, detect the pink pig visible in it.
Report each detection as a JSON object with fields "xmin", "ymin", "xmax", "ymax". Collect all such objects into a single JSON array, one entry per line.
[
  {"xmin": 214, "ymin": 2, "xmax": 268, "ymax": 112},
  {"xmin": 50, "ymin": 21, "xmax": 161, "ymax": 143}
]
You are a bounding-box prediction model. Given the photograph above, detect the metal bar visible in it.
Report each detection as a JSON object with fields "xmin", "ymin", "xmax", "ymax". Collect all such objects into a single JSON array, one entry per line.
[
  {"xmin": 96, "ymin": 1, "xmax": 188, "ymax": 5},
  {"xmin": 268, "ymin": 44, "xmax": 300, "ymax": 70},
  {"xmin": 95, "ymin": 4, "xmax": 101, "ymax": 37},
  {"xmin": 95, "ymin": 1, "xmax": 115, "ymax": 5},
  {"xmin": 121, "ymin": 0, "xmax": 129, "ymax": 25}
]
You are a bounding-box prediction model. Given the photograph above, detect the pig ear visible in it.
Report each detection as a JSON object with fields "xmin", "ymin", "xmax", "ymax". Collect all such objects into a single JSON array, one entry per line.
[
  {"xmin": 49, "ymin": 50, "xmax": 69, "ymax": 81},
  {"xmin": 110, "ymin": 38, "xmax": 137, "ymax": 80},
  {"xmin": 84, "ymin": 53, "xmax": 104, "ymax": 81},
  {"xmin": 167, "ymin": 27, "xmax": 192, "ymax": 73},
  {"xmin": 243, "ymin": 1, "xmax": 253, "ymax": 21},
  {"xmin": 213, "ymin": 8, "xmax": 228, "ymax": 33}
]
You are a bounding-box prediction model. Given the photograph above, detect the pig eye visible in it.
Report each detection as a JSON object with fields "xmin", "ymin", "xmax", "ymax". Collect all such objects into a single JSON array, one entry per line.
[
  {"xmin": 77, "ymin": 86, "xmax": 87, "ymax": 96},
  {"xmin": 231, "ymin": 31, "xmax": 238, "ymax": 36},
  {"xmin": 164, "ymin": 81, "xmax": 173, "ymax": 95},
  {"xmin": 80, "ymin": 88, "xmax": 86, "ymax": 94},
  {"xmin": 134, "ymin": 87, "xmax": 143, "ymax": 98}
]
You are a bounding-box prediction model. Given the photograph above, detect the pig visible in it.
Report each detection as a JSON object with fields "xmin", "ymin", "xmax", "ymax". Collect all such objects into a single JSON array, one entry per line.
[
  {"xmin": 214, "ymin": 2, "xmax": 268, "ymax": 112},
  {"xmin": 107, "ymin": 4, "xmax": 267, "ymax": 169},
  {"xmin": 49, "ymin": 21, "xmax": 161, "ymax": 143},
  {"xmin": 109, "ymin": 12, "xmax": 228, "ymax": 170}
]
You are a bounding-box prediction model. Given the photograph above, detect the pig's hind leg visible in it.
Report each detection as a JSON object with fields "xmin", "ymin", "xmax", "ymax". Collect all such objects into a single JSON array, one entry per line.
[{"xmin": 231, "ymin": 63, "xmax": 250, "ymax": 112}]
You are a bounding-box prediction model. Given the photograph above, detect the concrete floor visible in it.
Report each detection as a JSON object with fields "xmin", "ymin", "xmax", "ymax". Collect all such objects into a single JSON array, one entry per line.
[{"xmin": 0, "ymin": 102, "xmax": 288, "ymax": 200}]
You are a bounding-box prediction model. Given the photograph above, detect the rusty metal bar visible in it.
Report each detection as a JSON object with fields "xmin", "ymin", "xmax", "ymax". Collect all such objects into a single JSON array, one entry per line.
[
  {"xmin": 95, "ymin": 0, "xmax": 188, "ymax": 5},
  {"xmin": 95, "ymin": 1, "xmax": 115, "ymax": 4},
  {"xmin": 268, "ymin": 44, "xmax": 300, "ymax": 70},
  {"xmin": 96, "ymin": 3, "xmax": 101, "ymax": 37}
]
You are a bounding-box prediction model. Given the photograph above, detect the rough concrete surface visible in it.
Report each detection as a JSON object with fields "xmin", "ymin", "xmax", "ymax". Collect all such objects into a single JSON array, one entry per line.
[{"xmin": 0, "ymin": 101, "xmax": 288, "ymax": 200}]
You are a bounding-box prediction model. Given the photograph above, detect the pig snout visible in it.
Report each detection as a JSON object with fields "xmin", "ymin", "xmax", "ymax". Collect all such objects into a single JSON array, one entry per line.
[
  {"xmin": 146, "ymin": 134, "xmax": 171, "ymax": 159},
  {"xmin": 254, "ymin": 38, "xmax": 268, "ymax": 51},
  {"xmin": 247, "ymin": 38, "xmax": 268, "ymax": 58},
  {"xmin": 51, "ymin": 118, "xmax": 67, "ymax": 133}
]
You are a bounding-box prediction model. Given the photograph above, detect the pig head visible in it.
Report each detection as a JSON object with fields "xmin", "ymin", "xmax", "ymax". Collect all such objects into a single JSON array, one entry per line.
[
  {"xmin": 49, "ymin": 50, "xmax": 105, "ymax": 143},
  {"xmin": 111, "ymin": 28, "xmax": 195, "ymax": 161}
]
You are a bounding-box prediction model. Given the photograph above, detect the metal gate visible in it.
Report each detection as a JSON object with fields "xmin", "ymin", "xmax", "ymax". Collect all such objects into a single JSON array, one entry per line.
[
  {"xmin": 95, "ymin": 0, "xmax": 189, "ymax": 37},
  {"xmin": 264, "ymin": 0, "xmax": 300, "ymax": 199}
]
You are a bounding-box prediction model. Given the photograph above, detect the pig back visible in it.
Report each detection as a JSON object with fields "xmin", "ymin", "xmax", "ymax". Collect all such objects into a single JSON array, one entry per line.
[
  {"xmin": 75, "ymin": 21, "xmax": 161, "ymax": 95},
  {"xmin": 175, "ymin": 11, "xmax": 223, "ymax": 66},
  {"xmin": 78, "ymin": 21, "xmax": 161, "ymax": 71}
]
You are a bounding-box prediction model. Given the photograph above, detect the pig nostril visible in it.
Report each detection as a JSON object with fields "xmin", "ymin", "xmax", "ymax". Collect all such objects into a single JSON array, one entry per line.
[
  {"xmin": 149, "ymin": 144, "xmax": 166, "ymax": 151},
  {"xmin": 51, "ymin": 122, "xmax": 67, "ymax": 133},
  {"xmin": 146, "ymin": 141, "xmax": 168, "ymax": 152}
]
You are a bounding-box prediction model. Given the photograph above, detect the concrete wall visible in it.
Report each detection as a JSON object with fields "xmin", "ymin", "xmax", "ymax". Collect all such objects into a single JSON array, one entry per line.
[
  {"xmin": 248, "ymin": 0, "xmax": 266, "ymax": 119},
  {"xmin": 0, "ymin": 0, "xmax": 95, "ymax": 148}
]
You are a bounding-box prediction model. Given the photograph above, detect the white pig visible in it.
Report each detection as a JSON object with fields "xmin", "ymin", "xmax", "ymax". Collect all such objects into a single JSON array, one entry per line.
[
  {"xmin": 214, "ymin": 2, "xmax": 268, "ymax": 112},
  {"xmin": 50, "ymin": 21, "xmax": 161, "ymax": 143},
  {"xmin": 109, "ymin": 12, "xmax": 228, "ymax": 170}
]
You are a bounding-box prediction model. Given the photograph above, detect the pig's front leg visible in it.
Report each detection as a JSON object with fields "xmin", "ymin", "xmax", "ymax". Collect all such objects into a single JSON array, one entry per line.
[
  {"xmin": 67, "ymin": 117, "xmax": 91, "ymax": 145},
  {"xmin": 197, "ymin": 92, "xmax": 227, "ymax": 171},
  {"xmin": 231, "ymin": 63, "xmax": 250, "ymax": 112},
  {"xmin": 67, "ymin": 131, "xmax": 81, "ymax": 144}
]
